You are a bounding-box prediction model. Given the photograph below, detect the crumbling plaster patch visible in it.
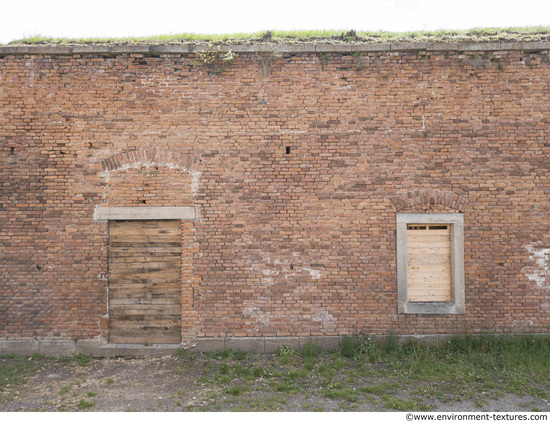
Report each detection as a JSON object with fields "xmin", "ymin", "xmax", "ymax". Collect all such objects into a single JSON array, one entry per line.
[
  {"xmin": 244, "ymin": 252, "xmax": 333, "ymax": 330},
  {"xmin": 525, "ymin": 243, "xmax": 550, "ymax": 291}
]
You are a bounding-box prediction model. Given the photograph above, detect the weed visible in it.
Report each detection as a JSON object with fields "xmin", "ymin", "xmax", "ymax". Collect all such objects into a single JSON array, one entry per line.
[
  {"xmin": 276, "ymin": 345, "xmax": 296, "ymax": 358},
  {"xmin": 356, "ymin": 365, "xmax": 369, "ymax": 377},
  {"xmin": 233, "ymin": 364, "xmax": 252, "ymax": 378},
  {"xmin": 219, "ymin": 375, "xmax": 231, "ymax": 384},
  {"xmin": 359, "ymin": 381, "xmax": 401, "ymax": 396},
  {"xmin": 334, "ymin": 357, "xmax": 346, "ymax": 370},
  {"xmin": 59, "ymin": 385, "xmax": 72, "ymax": 395},
  {"xmin": 204, "ymin": 390, "xmax": 218, "ymax": 400},
  {"xmin": 273, "ymin": 380, "xmax": 302, "ymax": 394},
  {"xmin": 105, "ymin": 378, "xmax": 114, "ymax": 385},
  {"xmin": 316, "ymin": 363, "xmax": 335, "ymax": 379},
  {"xmin": 383, "ymin": 333, "xmax": 401, "ymax": 354},
  {"xmin": 318, "ymin": 53, "xmax": 329, "ymax": 70},
  {"xmin": 76, "ymin": 399, "xmax": 94, "ymax": 410},
  {"xmin": 252, "ymin": 366, "xmax": 264, "ymax": 378},
  {"xmin": 351, "ymin": 51, "xmax": 365, "ymax": 70},
  {"xmin": 274, "ymin": 394, "xmax": 287, "ymax": 404},
  {"xmin": 474, "ymin": 398, "xmax": 486, "ymax": 408},
  {"xmin": 193, "ymin": 45, "xmax": 236, "ymax": 75},
  {"xmin": 219, "ymin": 363, "xmax": 229, "ymax": 375},
  {"xmin": 484, "ymin": 380, "xmax": 496, "ymax": 389},
  {"xmin": 74, "ymin": 354, "xmax": 91, "ymax": 367},
  {"xmin": 301, "ymin": 339, "xmax": 321, "ymax": 358},
  {"xmin": 226, "ymin": 386, "xmax": 242, "ymax": 396},
  {"xmin": 174, "ymin": 349, "xmax": 187, "ymax": 357},
  {"xmin": 234, "ymin": 351, "xmax": 249, "ymax": 361},
  {"xmin": 303, "ymin": 357, "xmax": 315, "ymax": 371},
  {"xmin": 57, "ymin": 356, "xmax": 72, "ymax": 365},
  {"xmin": 382, "ymin": 394, "xmax": 417, "ymax": 411},
  {"xmin": 86, "ymin": 392, "xmax": 98, "ymax": 397},
  {"xmin": 340, "ymin": 334, "xmax": 375, "ymax": 359}
]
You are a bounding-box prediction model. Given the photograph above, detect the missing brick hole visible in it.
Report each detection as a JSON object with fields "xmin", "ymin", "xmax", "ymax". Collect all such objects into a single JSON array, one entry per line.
[
  {"xmin": 285, "ymin": 146, "xmax": 291, "ymax": 154},
  {"xmin": 142, "ymin": 200, "xmax": 146, "ymax": 204},
  {"xmin": 10, "ymin": 147, "xmax": 14, "ymax": 155}
]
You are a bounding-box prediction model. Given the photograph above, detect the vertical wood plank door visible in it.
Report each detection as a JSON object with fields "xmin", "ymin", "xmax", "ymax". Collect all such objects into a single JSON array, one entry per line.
[
  {"xmin": 406, "ymin": 224, "xmax": 452, "ymax": 302},
  {"xmin": 108, "ymin": 220, "xmax": 181, "ymax": 344}
]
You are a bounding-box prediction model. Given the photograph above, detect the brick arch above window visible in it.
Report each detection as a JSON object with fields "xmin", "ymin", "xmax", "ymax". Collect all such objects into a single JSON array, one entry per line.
[
  {"xmin": 99, "ymin": 149, "xmax": 199, "ymax": 174},
  {"xmin": 389, "ymin": 189, "xmax": 468, "ymax": 212}
]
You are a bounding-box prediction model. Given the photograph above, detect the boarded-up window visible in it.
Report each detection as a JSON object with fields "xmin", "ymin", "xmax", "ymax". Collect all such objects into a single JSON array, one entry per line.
[
  {"xmin": 108, "ymin": 220, "xmax": 181, "ymax": 344},
  {"xmin": 406, "ymin": 224, "xmax": 451, "ymax": 302},
  {"xmin": 396, "ymin": 213, "xmax": 465, "ymax": 315}
]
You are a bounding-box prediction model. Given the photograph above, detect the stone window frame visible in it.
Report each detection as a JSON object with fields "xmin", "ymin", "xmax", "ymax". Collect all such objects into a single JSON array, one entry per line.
[
  {"xmin": 93, "ymin": 206, "xmax": 196, "ymax": 222},
  {"xmin": 396, "ymin": 213, "xmax": 465, "ymax": 314}
]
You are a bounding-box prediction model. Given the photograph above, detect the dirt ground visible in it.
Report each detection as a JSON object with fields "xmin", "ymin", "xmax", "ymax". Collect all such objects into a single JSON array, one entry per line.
[{"xmin": 2, "ymin": 354, "xmax": 550, "ymax": 412}]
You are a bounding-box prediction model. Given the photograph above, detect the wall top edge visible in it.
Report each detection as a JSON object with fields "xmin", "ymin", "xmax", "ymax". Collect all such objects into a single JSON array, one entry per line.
[{"xmin": 0, "ymin": 42, "xmax": 549, "ymax": 56}]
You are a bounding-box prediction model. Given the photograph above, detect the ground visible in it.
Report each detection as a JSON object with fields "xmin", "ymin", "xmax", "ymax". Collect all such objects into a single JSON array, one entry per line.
[{"xmin": 2, "ymin": 337, "xmax": 550, "ymax": 412}]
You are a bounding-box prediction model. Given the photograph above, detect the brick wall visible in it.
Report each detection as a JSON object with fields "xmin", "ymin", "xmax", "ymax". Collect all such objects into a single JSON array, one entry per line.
[{"xmin": 1, "ymin": 44, "xmax": 549, "ymax": 342}]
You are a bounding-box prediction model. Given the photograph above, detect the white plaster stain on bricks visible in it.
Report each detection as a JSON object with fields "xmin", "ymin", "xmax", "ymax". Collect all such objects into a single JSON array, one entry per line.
[
  {"xmin": 98, "ymin": 169, "xmax": 111, "ymax": 183},
  {"xmin": 303, "ymin": 268, "xmax": 321, "ymax": 280},
  {"xmin": 243, "ymin": 303, "xmax": 272, "ymax": 325},
  {"xmin": 311, "ymin": 308, "xmax": 337, "ymax": 328},
  {"xmin": 524, "ymin": 244, "xmax": 550, "ymax": 291},
  {"xmin": 245, "ymin": 251, "xmax": 330, "ymax": 329},
  {"xmin": 190, "ymin": 170, "xmax": 201, "ymax": 195},
  {"xmin": 250, "ymin": 252, "xmax": 324, "ymax": 284}
]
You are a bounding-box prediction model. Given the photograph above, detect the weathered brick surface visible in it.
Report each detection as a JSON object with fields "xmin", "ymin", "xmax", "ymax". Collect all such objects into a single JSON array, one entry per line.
[{"xmin": 1, "ymin": 46, "xmax": 549, "ymax": 343}]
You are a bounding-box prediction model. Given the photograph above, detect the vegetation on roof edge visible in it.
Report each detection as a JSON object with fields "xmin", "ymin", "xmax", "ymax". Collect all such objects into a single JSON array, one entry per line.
[{"xmin": 5, "ymin": 27, "xmax": 550, "ymax": 46}]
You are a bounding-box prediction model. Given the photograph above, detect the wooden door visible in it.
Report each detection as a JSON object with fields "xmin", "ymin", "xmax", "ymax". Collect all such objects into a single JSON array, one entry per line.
[
  {"xmin": 108, "ymin": 220, "xmax": 181, "ymax": 344},
  {"xmin": 406, "ymin": 224, "xmax": 452, "ymax": 302}
]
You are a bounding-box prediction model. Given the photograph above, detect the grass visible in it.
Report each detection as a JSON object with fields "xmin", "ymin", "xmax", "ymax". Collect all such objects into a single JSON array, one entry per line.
[
  {"xmin": 1, "ymin": 334, "xmax": 550, "ymax": 411},
  {"xmin": 58, "ymin": 384, "xmax": 72, "ymax": 395},
  {"xmin": 0, "ymin": 355, "xmax": 40, "ymax": 402},
  {"xmin": 5, "ymin": 27, "xmax": 550, "ymax": 46},
  {"xmin": 76, "ymin": 399, "xmax": 94, "ymax": 410},
  {"xmin": 188, "ymin": 334, "xmax": 550, "ymax": 410}
]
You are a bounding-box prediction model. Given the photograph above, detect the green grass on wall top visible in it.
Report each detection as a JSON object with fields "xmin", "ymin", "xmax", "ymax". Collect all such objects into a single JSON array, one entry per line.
[{"xmin": 6, "ymin": 27, "xmax": 550, "ymax": 46}]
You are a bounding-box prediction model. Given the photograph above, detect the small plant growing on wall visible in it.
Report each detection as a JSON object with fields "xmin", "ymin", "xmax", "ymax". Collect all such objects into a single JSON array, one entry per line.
[
  {"xmin": 193, "ymin": 44, "xmax": 236, "ymax": 75},
  {"xmin": 351, "ymin": 51, "xmax": 365, "ymax": 71},
  {"xmin": 256, "ymin": 51, "xmax": 276, "ymax": 76},
  {"xmin": 318, "ymin": 53, "xmax": 329, "ymax": 70}
]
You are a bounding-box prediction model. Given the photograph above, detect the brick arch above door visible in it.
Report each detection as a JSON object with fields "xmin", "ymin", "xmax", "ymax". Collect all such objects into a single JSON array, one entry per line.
[
  {"xmin": 97, "ymin": 149, "xmax": 201, "ymax": 208},
  {"xmin": 389, "ymin": 189, "xmax": 468, "ymax": 213},
  {"xmin": 99, "ymin": 149, "xmax": 199, "ymax": 174}
]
